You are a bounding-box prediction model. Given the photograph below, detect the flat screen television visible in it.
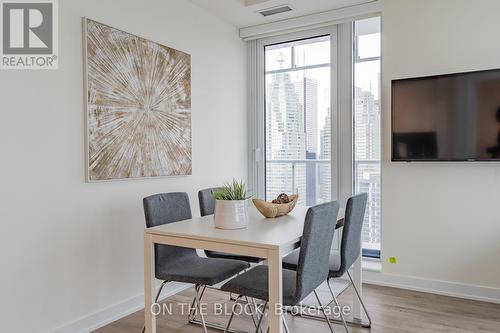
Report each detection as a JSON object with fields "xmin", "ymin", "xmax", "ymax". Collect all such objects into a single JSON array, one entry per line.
[{"xmin": 391, "ymin": 68, "xmax": 500, "ymax": 161}]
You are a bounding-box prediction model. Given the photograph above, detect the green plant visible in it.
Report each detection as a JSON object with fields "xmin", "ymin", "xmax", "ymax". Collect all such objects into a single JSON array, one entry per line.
[{"xmin": 213, "ymin": 179, "xmax": 251, "ymax": 201}]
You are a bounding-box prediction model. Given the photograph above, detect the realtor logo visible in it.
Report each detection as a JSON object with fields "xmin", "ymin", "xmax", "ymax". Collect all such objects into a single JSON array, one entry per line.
[{"xmin": 1, "ymin": 0, "xmax": 58, "ymax": 69}]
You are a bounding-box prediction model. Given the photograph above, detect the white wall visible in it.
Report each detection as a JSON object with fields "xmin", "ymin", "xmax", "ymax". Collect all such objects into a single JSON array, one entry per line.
[
  {"xmin": 381, "ymin": 0, "xmax": 500, "ymax": 290},
  {"xmin": 0, "ymin": 0, "xmax": 247, "ymax": 332}
]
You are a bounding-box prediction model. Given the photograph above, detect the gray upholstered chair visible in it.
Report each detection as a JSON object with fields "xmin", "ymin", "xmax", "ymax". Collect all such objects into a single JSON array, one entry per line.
[
  {"xmin": 220, "ymin": 201, "xmax": 340, "ymax": 333},
  {"xmin": 142, "ymin": 192, "xmax": 250, "ymax": 332},
  {"xmin": 282, "ymin": 193, "xmax": 372, "ymax": 331},
  {"xmin": 198, "ymin": 188, "xmax": 262, "ymax": 263}
]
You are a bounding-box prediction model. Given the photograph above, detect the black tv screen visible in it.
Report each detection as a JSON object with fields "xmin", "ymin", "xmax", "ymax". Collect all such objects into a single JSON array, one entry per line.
[{"xmin": 392, "ymin": 68, "xmax": 500, "ymax": 161}]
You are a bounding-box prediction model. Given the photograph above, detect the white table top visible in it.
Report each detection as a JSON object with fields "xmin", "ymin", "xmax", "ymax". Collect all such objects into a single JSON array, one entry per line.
[{"xmin": 146, "ymin": 205, "xmax": 344, "ymax": 250}]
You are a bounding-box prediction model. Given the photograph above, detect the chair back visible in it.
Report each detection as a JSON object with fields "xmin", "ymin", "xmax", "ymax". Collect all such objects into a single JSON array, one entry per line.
[
  {"xmin": 198, "ymin": 188, "xmax": 220, "ymax": 216},
  {"xmin": 338, "ymin": 193, "xmax": 368, "ymax": 275},
  {"xmin": 295, "ymin": 201, "xmax": 339, "ymax": 302},
  {"xmin": 143, "ymin": 192, "xmax": 195, "ymax": 275}
]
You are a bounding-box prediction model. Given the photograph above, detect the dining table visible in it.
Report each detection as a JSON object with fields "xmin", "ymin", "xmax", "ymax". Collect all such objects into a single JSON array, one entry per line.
[{"xmin": 144, "ymin": 205, "xmax": 363, "ymax": 333}]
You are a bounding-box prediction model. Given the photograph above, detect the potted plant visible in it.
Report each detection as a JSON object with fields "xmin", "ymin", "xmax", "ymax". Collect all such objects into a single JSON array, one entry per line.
[{"xmin": 213, "ymin": 180, "xmax": 251, "ymax": 229}]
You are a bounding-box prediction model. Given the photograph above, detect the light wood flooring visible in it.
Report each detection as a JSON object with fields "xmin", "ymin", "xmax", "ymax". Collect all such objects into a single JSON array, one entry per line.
[{"xmin": 95, "ymin": 284, "xmax": 500, "ymax": 333}]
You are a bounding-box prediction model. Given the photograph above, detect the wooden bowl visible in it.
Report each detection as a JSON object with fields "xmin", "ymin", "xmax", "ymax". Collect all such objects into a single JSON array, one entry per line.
[{"xmin": 252, "ymin": 195, "xmax": 299, "ymax": 218}]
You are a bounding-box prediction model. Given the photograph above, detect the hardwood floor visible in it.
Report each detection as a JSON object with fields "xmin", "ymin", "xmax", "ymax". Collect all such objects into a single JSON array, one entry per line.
[{"xmin": 95, "ymin": 284, "xmax": 500, "ymax": 333}]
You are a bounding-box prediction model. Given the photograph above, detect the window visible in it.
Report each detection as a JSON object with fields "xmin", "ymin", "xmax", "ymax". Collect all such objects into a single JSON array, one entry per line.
[
  {"xmin": 251, "ymin": 19, "xmax": 381, "ymax": 259},
  {"xmin": 353, "ymin": 17, "xmax": 381, "ymax": 257},
  {"xmin": 264, "ymin": 35, "xmax": 332, "ymax": 206}
]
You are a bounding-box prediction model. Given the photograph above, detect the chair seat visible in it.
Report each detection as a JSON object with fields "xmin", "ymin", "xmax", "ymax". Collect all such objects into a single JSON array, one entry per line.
[
  {"xmin": 282, "ymin": 249, "xmax": 342, "ymax": 277},
  {"xmin": 205, "ymin": 250, "xmax": 263, "ymax": 263},
  {"xmin": 221, "ymin": 265, "xmax": 299, "ymax": 306},
  {"xmin": 156, "ymin": 256, "xmax": 249, "ymax": 286}
]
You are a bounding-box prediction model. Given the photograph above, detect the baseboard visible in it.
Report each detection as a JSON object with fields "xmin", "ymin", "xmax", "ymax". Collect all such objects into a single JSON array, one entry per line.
[
  {"xmin": 363, "ymin": 270, "xmax": 500, "ymax": 304},
  {"xmin": 49, "ymin": 282, "xmax": 190, "ymax": 333},
  {"xmin": 48, "ymin": 270, "xmax": 500, "ymax": 333}
]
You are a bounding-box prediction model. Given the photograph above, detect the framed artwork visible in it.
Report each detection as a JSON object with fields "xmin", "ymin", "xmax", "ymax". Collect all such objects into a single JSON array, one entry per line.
[{"xmin": 83, "ymin": 18, "xmax": 191, "ymax": 181}]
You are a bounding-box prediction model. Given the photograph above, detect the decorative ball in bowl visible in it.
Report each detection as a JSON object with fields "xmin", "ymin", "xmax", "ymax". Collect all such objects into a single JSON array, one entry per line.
[{"xmin": 252, "ymin": 193, "xmax": 299, "ymax": 218}]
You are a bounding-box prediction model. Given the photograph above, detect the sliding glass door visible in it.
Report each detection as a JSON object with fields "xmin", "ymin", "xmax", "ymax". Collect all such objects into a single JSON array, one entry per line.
[{"xmin": 264, "ymin": 34, "xmax": 335, "ymax": 206}]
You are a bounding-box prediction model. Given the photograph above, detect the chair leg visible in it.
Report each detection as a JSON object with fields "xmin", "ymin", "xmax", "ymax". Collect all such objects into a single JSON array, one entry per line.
[
  {"xmin": 141, "ymin": 280, "xmax": 169, "ymax": 333},
  {"xmin": 190, "ymin": 288, "xmax": 253, "ymax": 333},
  {"xmin": 251, "ymin": 298, "xmax": 265, "ymax": 333},
  {"xmin": 224, "ymin": 295, "xmax": 243, "ymax": 333},
  {"xmin": 194, "ymin": 285, "xmax": 209, "ymax": 333},
  {"xmin": 188, "ymin": 285, "xmax": 199, "ymax": 321},
  {"xmin": 254, "ymin": 301, "xmax": 268, "ymax": 333},
  {"xmin": 189, "ymin": 285, "xmax": 207, "ymax": 321},
  {"xmin": 282, "ymin": 315, "xmax": 290, "ymax": 333},
  {"xmin": 327, "ymin": 279, "xmax": 349, "ymax": 333},
  {"xmin": 313, "ymin": 290, "xmax": 336, "ymax": 333},
  {"xmin": 246, "ymin": 297, "xmax": 264, "ymax": 333},
  {"xmin": 155, "ymin": 280, "xmax": 169, "ymax": 303},
  {"xmin": 346, "ymin": 271, "xmax": 372, "ymax": 328},
  {"xmin": 254, "ymin": 301, "xmax": 286, "ymax": 333}
]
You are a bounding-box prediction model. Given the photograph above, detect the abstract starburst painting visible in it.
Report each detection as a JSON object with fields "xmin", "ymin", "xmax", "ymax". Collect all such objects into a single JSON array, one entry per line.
[{"xmin": 84, "ymin": 19, "xmax": 191, "ymax": 181}]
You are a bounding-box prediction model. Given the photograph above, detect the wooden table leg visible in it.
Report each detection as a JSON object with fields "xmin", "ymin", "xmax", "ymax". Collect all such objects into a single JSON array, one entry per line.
[
  {"xmin": 267, "ymin": 248, "xmax": 283, "ymax": 333},
  {"xmin": 144, "ymin": 233, "xmax": 156, "ymax": 333}
]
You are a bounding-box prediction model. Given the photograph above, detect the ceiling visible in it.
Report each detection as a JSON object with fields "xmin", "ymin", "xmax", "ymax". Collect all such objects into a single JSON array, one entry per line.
[{"xmin": 188, "ymin": 0, "xmax": 375, "ymax": 28}]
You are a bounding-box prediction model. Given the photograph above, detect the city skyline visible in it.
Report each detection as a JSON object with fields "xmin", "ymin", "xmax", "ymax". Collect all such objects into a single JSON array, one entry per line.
[{"xmin": 265, "ymin": 35, "xmax": 381, "ymax": 250}]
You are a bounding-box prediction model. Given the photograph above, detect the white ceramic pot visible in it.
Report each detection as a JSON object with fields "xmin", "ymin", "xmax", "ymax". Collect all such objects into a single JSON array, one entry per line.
[{"xmin": 214, "ymin": 199, "xmax": 249, "ymax": 229}]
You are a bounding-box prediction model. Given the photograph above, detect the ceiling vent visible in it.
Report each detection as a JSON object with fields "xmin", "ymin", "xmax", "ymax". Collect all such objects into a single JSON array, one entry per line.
[{"xmin": 258, "ymin": 5, "xmax": 293, "ymax": 17}]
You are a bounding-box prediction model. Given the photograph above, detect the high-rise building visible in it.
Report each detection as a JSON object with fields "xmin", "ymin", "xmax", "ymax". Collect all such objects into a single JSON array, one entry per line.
[
  {"xmin": 318, "ymin": 107, "xmax": 331, "ymax": 203},
  {"xmin": 265, "ymin": 61, "xmax": 307, "ymax": 204},
  {"xmin": 354, "ymin": 87, "xmax": 381, "ymax": 248},
  {"xmin": 355, "ymin": 87, "xmax": 381, "ymax": 160},
  {"xmin": 294, "ymin": 77, "xmax": 319, "ymax": 205},
  {"xmin": 294, "ymin": 77, "xmax": 318, "ymax": 155}
]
